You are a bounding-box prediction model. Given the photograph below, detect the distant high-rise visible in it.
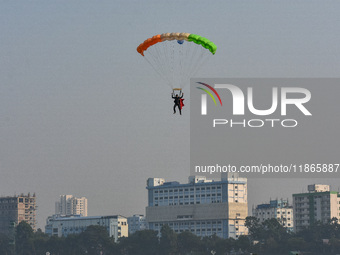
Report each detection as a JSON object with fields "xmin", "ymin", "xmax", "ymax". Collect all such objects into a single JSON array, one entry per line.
[
  {"xmin": 55, "ymin": 195, "xmax": 88, "ymax": 216},
  {"xmin": 0, "ymin": 193, "xmax": 37, "ymax": 234}
]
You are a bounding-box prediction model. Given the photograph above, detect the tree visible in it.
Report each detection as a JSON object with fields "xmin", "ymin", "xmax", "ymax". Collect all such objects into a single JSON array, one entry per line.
[
  {"xmin": 32, "ymin": 229, "xmax": 49, "ymax": 255},
  {"xmin": 0, "ymin": 233, "xmax": 14, "ymax": 255},
  {"xmin": 177, "ymin": 231, "xmax": 203, "ymax": 254},
  {"xmin": 160, "ymin": 225, "xmax": 177, "ymax": 255},
  {"xmin": 79, "ymin": 225, "xmax": 112, "ymax": 255},
  {"xmin": 245, "ymin": 216, "xmax": 262, "ymax": 240},
  {"xmin": 15, "ymin": 221, "xmax": 35, "ymax": 255},
  {"xmin": 119, "ymin": 230, "xmax": 159, "ymax": 255}
]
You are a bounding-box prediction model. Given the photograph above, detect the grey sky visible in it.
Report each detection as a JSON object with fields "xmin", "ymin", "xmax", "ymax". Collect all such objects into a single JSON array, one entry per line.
[{"xmin": 1, "ymin": 1, "xmax": 340, "ymax": 229}]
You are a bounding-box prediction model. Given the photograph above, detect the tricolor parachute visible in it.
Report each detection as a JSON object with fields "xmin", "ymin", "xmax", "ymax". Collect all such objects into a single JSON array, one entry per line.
[{"xmin": 137, "ymin": 33, "xmax": 216, "ymax": 90}]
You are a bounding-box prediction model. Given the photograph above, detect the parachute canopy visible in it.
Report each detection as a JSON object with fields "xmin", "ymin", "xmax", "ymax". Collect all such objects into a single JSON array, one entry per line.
[
  {"xmin": 137, "ymin": 32, "xmax": 217, "ymax": 89},
  {"xmin": 137, "ymin": 33, "xmax": 217, "ymax": 56}
]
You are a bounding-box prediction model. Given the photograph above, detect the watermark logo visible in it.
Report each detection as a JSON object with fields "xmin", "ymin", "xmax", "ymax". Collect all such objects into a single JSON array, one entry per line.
[
  {"xmin": 199, "ymin": 83, "xmax": 312, "ymax": 116},
  {"xmin": 196, "ymin": 82, "xmax": 222, "ymax": 115},
  {"xmin": 195, "ymin": 81, "xmax": 312, "ymax": 128}
]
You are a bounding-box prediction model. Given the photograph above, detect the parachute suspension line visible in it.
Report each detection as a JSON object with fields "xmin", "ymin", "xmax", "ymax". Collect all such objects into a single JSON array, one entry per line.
[
  {"xmin": 184, "ymin": 41, "xmax": 194, "ymax": 88},
  {"xmin": 144, "ymin": 54, "xmax": 169, "ymax": 86},
  {"xmin": 183, "ymin": 41, "xmax": 194, "ymax": 89},
  {"xmin": 159, "ymin": 41, "xmax": 174, "ymax": 88},
  {"xmin": 178, "ymin": 41, "xmax": 184, "ymax": 89},
  {"xmin": 190, "ymin": 46, "xmax": 210, "ymax": 82},
  {"xmin": 182, "ymin": 42, "xmax": 200, "ymax": 86},
  {"xmin": 147, "ymin": 42, "xmax": 171, "ymax": 88},
  {"xmin": 154, "ymin": 42, "xmax": 171, "ymax": 88},
  {"xmin": 171, "ymin": 41, "xmax": 176, "ymax": 89},
  {"xmin": 145, "ymin": 52, "xmax": 166, "ymax": 86},
  {"xmin": 165, "ymin": 41, "xmax": 175, "ymax": 89},
  {"xmin": 144, "ymin": 43, "xmax": 171, "ymax": 89},
  {"xmin": 177, "ymin": 41, "xmax": 188, "ymax": 89},
  {"xmin": 182, "ymin": 41, "xmax": 190, "ymax": 88}
]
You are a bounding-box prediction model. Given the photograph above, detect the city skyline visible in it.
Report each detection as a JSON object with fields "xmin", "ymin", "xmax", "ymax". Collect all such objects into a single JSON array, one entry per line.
[{"xmin": 1, "ymin": 177, "xmax": 339, "ymax": 232}]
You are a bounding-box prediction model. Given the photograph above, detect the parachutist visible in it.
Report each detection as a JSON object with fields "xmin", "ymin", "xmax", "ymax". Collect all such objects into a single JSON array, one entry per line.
[{"xmin": 172, "ymin": 92, "xmax": 184, "ymax": 115}]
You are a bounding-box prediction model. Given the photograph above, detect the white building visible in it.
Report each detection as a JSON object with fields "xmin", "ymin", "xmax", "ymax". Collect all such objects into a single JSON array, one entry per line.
[
  {"xmin": 45, "ymin": 215, "xmax": 128, "ymax": 242},
  {"xmin": 252, "ymin": 199, "xmax": 293, "ymax": 232},
  {"xmin": 146, "ymin": 174, "xmax": 248, "ymax": 239},
  {"xmin": 127, "ymin": 214, "xmax": 147, "ymax": 234},
  {"xmin": 55, "ymin": 195, "xmax": 88, "ymax": 217},
  {"xmin": 293, "ymin": 184, "xmax": 340, "ymax": 232}
]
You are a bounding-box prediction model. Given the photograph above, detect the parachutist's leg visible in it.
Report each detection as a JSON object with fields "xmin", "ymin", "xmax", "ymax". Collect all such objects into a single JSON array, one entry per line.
[
  {"xmin": 179, "ymin": 106, "xmax": 182, "ymax": 115},
  {"xmin": 173, "ymin": 105, "xmax": 176, "ymax": 114}
]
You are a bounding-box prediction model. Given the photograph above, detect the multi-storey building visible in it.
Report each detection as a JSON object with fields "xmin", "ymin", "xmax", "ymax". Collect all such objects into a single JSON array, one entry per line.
[
  {"xmin": 45, "ymin": 215, "xmax": 128, "ymax": 242},
  {"xmin": 146, "ymin": 174, "xmax": 248, "ymax": 239},
  {"xmin": 127, "ymin": 214, "xmax": 147, "ymax": 234},
  {"xmin": 55, "ymin": 195, "xmax": 88, "ymax": 216},
  {"xmin": 0, "ymin": 193, "xmax": 37, "ymax": 234},
  {"xmin": 293, "ymin": 184, "xmax": 340, "ymax": 232},
  {"xmin": 252, "ymin": 199, "xmax": 293, "ymax": 232}
]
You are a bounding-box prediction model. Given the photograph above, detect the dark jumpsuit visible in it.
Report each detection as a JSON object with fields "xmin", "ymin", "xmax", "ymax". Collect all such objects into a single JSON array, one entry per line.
[{"xmin": 172, "ymin": 94, "xmax": 183, "ymax": 114}]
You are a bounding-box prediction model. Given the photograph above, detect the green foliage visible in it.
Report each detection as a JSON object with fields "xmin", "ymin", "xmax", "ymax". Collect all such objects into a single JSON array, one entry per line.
[
  {"xmin": 0, "ymin": 233, "xmax": 14, "ymax": 255},
  {"xmin": 78, "ymin": 225, "xmax": 112, "ymax": 255},
  {"xmin": 177, "ymin": 231, "xmax": 203, "ymax": 254},
  {"xmin": 119, "ymin": 229, "xmax": 158, "ymax": 255},
  {"xmin": 15, "ymin": 221, "xmax": 35, "ymax": 255},
  {"xmin": 160, "ymin": 225, "xmax": 177, "ymax": 255},
  {"xmin": 7, "ymin": 219, "xmax": 340, "ymax": 255}
]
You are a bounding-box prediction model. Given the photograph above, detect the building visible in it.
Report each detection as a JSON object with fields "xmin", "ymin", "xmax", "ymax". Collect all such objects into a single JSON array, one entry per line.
[
  {"xmin": 252, "ymin": 199, "xmax": 293, "ymax": 232},
  {"xmin": 55, "ymin": 195, "xmax": 88, "ymax": 217},
  {"xmin": 45, "ymin": 215, "xmax": 128, "ymax": 242},
  {"xmin": 0, "ymin": 193, "xmax": 37, "ymax": 234},
  {"xmin": 293, "ymin": 184, "xmax": 340, "ymax": 232},
  {"xmin": 127, "ymin": 214, "xmax": 147, "ymax": 234},
  {"xmin": 146, "ymin": 174, "xmax": 248, "ymax": 239}
]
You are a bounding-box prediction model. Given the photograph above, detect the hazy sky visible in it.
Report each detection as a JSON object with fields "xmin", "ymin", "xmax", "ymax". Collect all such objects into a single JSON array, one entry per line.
[{"xmin": 1, "ymin": 1, "xmax": 340, "ymax": 229}]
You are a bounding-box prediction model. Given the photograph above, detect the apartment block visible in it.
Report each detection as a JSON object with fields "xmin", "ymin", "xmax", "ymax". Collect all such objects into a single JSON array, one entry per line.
[
  {"xmin": 253, "ymin": 199, "xmax": 293, "ymax": 232},
  {"xmin": 293, "ymin": 184, "xmax": 340, "ymax": 232},
  {"xmin": 146, "ymin": 174, "xmax": 248, "ymax": 239},
  {"xmin": 0, "ymin": 193, "xmax": 37, "ymax": 234}
]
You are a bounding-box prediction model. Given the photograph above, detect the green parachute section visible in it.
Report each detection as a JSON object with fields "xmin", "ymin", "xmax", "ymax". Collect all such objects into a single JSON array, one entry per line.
[{"xmin": 188, "ymin": 34, "xmax": 217, "ymax": 55}]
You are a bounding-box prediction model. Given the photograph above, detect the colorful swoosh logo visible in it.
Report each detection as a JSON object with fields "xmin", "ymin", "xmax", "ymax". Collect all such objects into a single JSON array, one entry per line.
[{"xmin": 196, "ymin": 82, "xmax": 223, "ymax": 106}]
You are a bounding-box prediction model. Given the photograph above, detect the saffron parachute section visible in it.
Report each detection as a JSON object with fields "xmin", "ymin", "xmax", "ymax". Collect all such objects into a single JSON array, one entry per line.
[{"xmin": 136, "ymin": 33, "xmax": 217, "ymax": 89}]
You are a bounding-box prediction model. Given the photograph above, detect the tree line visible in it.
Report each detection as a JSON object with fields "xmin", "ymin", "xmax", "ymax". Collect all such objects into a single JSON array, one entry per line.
[{"xmin": 2, "ymin": 217, "xmax": 340, "ymax": 255}]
